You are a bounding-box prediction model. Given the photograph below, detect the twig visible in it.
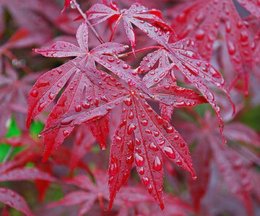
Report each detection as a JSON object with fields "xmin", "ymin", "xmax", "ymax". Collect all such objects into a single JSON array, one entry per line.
[{"xmin": 71, "ymin": 0, "xmax": 104, "ymax": 44}]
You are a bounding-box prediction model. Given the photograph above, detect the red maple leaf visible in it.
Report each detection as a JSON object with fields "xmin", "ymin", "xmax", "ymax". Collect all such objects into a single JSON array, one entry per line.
[
  {"xmin": 0, "ymin": 154, "xmax": 56, "ymax": 215},
  {"xmin": 48, "ymin": 170, "xmax": 152, "ymax": 215},
  {"xmin": 170, "ymin": 0, "xmax": 255, "ymax": 93},
  {"xmin": 27, "ymin": 20, "xmax": 207, "ymax": 208},
  {"xmin": 87, "ymin": 3, "xmax": 172, "ymax": 47},
  {"xmin": 180, "ymin": 112, "xmax": 260, "ymax": 214}
]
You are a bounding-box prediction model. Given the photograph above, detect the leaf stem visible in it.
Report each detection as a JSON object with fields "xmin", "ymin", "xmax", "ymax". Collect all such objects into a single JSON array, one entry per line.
[
  {"xmin": 71, "ymin": 0, "xmax": 104, "ymax": 44},
  {"xmin": 118, "ymin": 46, "xmax": 163, "ymax": 58}
]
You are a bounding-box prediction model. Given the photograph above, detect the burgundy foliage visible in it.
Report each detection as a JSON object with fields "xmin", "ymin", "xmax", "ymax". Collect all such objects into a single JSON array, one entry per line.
[{"xmin": 0, "ymin": 0, "xmax": 260, "ymax": 215}]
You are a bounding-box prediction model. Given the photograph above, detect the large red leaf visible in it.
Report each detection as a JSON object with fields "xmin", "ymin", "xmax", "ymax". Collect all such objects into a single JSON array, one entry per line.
[{"xmin": 0, "ymin": 188, "xmax": 33, "ymax": 216}]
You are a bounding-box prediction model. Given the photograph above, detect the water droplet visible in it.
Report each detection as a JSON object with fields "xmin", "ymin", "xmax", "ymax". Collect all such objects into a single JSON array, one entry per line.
[
  {"xmin": 30, "ymin": 89, "xmax": 39, "ymax": 97},
  {"xmin": 176, "ymin": 159, "xmax": 182, "ymax": 165},
  {"xmin": 115, "ymin": 136, "xmax": 122, "ymax": 142},
  {"xmin": 48, "ymin": 92, "xmax": 55, "ymax": 100},
  {"xmin": 240, "ymin": 31, "xmax": 248, "ymax": 42},
  {"xmin": 227, "ymin": 41, "xmax": 236, "ymax": 55},
  {"xmin": 124, "ymin": 97, "xmax": 132, "ymax": 106},
  {"xmin": 134, "ymin": 138, "xmax": 140, "ymax": 146},
  {"xmin": 141, "ymin": 119, "xmax": 148, "ymax": 126},
  {"xmin": 173, "ymin": 135, "xmax": 179, "ymax": 141},
  {"xmin": 128, "ymin": 111, "xmax": 134, "ymax": 120},
  {"xmin": 159, "ymin": 140, "xmax": 165, "ymax": 146},
  {"xmin": 37, "ymin": 81, "xmax": 50, "ymax": 88},
  {"xmin": 145, "ymin": 129, "xmax": 152, "ymax": 134},
  {"xmin": 82, "ymin": 101, "xmax": 90, "ymax": 109},
  {"xmin": 225, "ymin": 20, "xmax": 231, "ymax": 33},
  {"xmin": 139, "ymin": 167, "xmax": 144, "ymax": 175},
  {"xmin": 135, "ymin": 153, "xmax": 144, "ymax": 166},
  {"xmin": 195, "ymin": 29, "xmax": 205, "ymax": 40},
  {"xmin": 153, "ymin": 131, "xmax": 159, "ymax": 137},
  {"xmin": 127, "ymin": 123, "xmax": 136, "ymax": 135},
  {"xmin": 63, "ymin": 130, "xmax": 69, "ymax": 137},
  {"xmin": 166, "ymin": 126, "xmax": 174, "ymax": 133},
  {"xmin": 153, "ymin": 156, "xmax": 162, "ymax": 171},
  {"xmin": 163, "ymin": 146, "xmax": 176, "ymax": 159},
  {"xmin": 38, "ymin": 101, "xmax": 46, "ymax": 112},
  {"xmin": 179, "ymin": 142, "xmax": 185, "ymax": 148},
  {"xmin": 126, "ymin": 155, "xmax": 134, "ymax": 164},
  {"xmin": 110, "ymin": 159, "xmax": 119, "ymax": 175},
  {"xmin": 123, "ymin": 64, "xmax": 130, "ymax": 69},
  {"xmin": 148, "ymin": 184, "xmax": 153, "ymax": 193},
  {"xmin": 108, "ymin": 56, "xmax": 115, "ymax": 62},
  {"xmin": 192, "ymin": 175, "xmax": 197, "ymax": 180},
  {"xmin": 126, "ymin": 140, "xmax": 134, "ymax": 151},
  {"xmin": 149, "ymin": 142, "xmax": 158, "ymax": 151},
  {"xmin": 75, "ymin": 105, "xmax": 82, "ymax": 112},
  {"xmin": 142, "ymin": 177, "xmax": 149, "ymax": 186}
]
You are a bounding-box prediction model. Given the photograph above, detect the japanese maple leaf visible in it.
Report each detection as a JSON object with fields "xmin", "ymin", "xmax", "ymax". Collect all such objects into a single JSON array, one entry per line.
[
  {"xmin": 137, "ymin": 195, "xmax": 194, "ymax": 216},
  {"xmin": 139, "ymin": 39, "xmax": 231, "ymax": 133},
  {"xmin": 0, "ymin": 158, "xmax": 56, "ymax": 216},
  {"xmin": 27, "ymin": 22, "xmax": 142, "ymax": 159},
  {"xmin": 49, "ymin": 170, "xmax": 153, "ymax": 215},
  {"xmin": 181, "ymin": 113, "xmax": 260, "ymax": 214},
  {"xmin": 88, "ymin": 2, "xmax": 232, "ymax": 131},
  {"xmin": 0, "ymin": 60, "xmax": 39, "ymax": 136},
  {"xmin": 0, "ymin": 188, "xmax": 33, "ymax": 216},
  {"xmin": 41, "ymin": 84, "xmax": 204, "ymax": 208},
  {"xmin": 0, "ymin": 0, "xmax": 57, "ymax": 43},
  {"xmin": 87, "ymin": 3, "xmax": 172, "ymax": 47},
  {"xmin": 27, "ymin": 20, "xmax": 205, "ymax": 208},
  {"xmin": 170, "ymin": 0, "xmax": 255, "ymax": 93},
  {"xmin": 68, "ymin": 120, "xmax": 111, "ymax": 170}
]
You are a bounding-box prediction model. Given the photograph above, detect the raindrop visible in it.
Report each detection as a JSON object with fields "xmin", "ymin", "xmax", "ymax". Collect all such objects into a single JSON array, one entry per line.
[
  {"xmin": 82, "ymin": 101, "xmax": 90, "ymax": 109},
  {"xmin": 115, "ymin": 136, "xmax": 122, "ymax": 142},
  {"xmin": 142, "ymin": 177, "xmax": 150, "ymax": 186},
  {"xmin": 126, "ymin": 155, "xmax": 134, "ymax": 164},
  {"xmin": 48, "ymin": 92, "xmax": 55, "ymax": 100},
  {"xmin": 139, "ymin": 167, "xmax": 145, "ymax": 175},
  {"xmin": 110, "ymin": 160, "xmax": 119, "ymax": 175},
  {"xmin": 227, "ymin": 41, "xmax": 236, "ymax": 55},
  {"xmin": 38, "ymin": 101, "xmax": 46, "ymax": 112},
  {"xmin": 135, "ymin": 153, "xmax": 144, "ymax": 166},
  {"xmin": 124, "ymin": 97, "xmax": 132, "ymax": 106},
  {"xmin": 127, "ymin": 140, "xmax": 134, "ymax": 151},
  {"xmin": 153, "ymin": 156, "xmax": 162, "ymax": 171},
  {"xmin": 195, "ymin": 29, "xmax": 205, "ymax": 40},
  {"xmin": 123, "ymin": 64, "xmax": 130, "ymax": 69},
  {"xmin": 128, "ymin": 111, "xmax": 134, "ymax": 120},
  {"xmin": 135, "ymin": 138, "xmax": 141, "ymax": 145},
  {"xmin": 240, "ymin": 31, "xmax": 248, "ymax": 42},
  {"xmin": 63, "ymin": 130, "xmax": 69, "ymax": 137},
  {"xmin": 127, "ymin": 123, "xmax": 136, "ymax": 135},
  {"xmin": 75, "ymin": 105, "xmax": 82, "ymax": 112},
  {"xmin": 30, "ymin": 90, "xmax": 38, "ymax": 97},
  {"xmin": 166, "ymin": 126, "xmax": 174, "ymax": 133},
  {"xmin": 148, "ymin": 184, "xmax": 153, "ymax": 193},
  {"xmin": 108, "ymin": 56, "xmax": 115, "ymax": 62},
  {"xmin": 176, "ymin": 159, "xmax": 182, "ymax": 166},
  {"xmin": 173, "ymin": 135, "xmax": 179, "ymax": 141},
  {"xmin": 163, "ymin": 146, "xmax": 176, "ymax": 159},
  {"xmin": 141, "ymin": 119, "xmax": 148, "ymax": 126},
  {"xmin": 149, "ymin": 142, "xmax": 158, "ymax": 151},
  {"xmin": 153, "ymin": 131, "xmax": 159, "ymax": 137}
]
